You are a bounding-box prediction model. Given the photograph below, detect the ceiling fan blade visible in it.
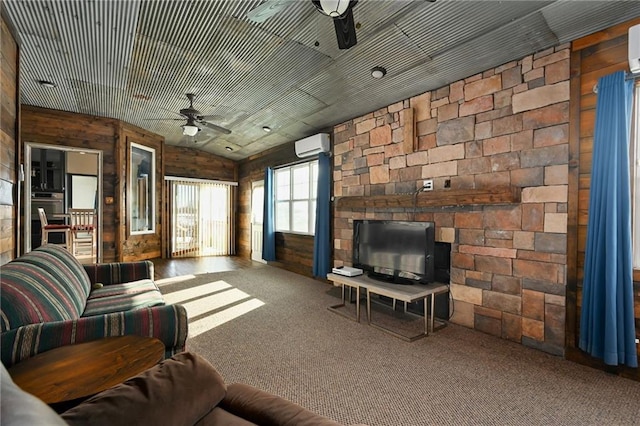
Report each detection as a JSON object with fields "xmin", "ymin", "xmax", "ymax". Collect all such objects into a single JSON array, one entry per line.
[
  {"xmin": 333, "ymin": 7, "xmax": 357, "ymax": 50},
  {"xmin": 199, "ymin": 121, "xmax": 232, "ymax": 135},
  {"xmin": 246, "ymin": 0, "xmax": 289, "ymax": 23},
  {"xmin": 199, "ymin": 114, "xmax": 224, "ymax": 122}
]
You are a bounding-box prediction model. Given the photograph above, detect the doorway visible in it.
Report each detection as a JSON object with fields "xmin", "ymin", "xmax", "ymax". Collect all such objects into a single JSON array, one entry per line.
[
  {"xmin": 251, "ymin": 180, "xmax": 265, "ymax": 262},
  {"xmin": 167, "ymin": 177, "xmax": 236, "ymax": 258},
  {"xmin": 24, "ymin": 143, "xmax": 103, "ymax": 260}
]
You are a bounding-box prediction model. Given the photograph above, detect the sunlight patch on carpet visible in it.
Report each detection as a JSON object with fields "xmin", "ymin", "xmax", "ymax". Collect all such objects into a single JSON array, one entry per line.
[
  {"xmin": 189, "ymin": 298, "xmax": 265, "ymax": 337},
  {"xmin": 181, "ymin": 288, "xmax": 253, "ymax": 318},
  {"xmin": 162, "ymin": 280, "xmax": 232, "ymax": 304},
  {"xmin": 156, "ymin": 274, "xmax": 196, "ymax": 285}
]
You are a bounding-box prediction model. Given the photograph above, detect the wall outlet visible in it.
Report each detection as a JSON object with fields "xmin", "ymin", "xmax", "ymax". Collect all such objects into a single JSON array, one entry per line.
[{"xmin": 423, "ymin": 179, "xmax": 433, "ymax": 191}]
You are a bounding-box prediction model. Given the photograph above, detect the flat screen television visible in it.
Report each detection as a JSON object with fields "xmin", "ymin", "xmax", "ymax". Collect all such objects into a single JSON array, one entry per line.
[{"xmin": 353, "ymin": 220, "xmax": 435, "ymax": 285}]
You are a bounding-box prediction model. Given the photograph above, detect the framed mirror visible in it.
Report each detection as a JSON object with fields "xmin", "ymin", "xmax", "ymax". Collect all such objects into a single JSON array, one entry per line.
[{"xmin": 129, "ymin": 143, "xmax": 155, "ymax": 235}]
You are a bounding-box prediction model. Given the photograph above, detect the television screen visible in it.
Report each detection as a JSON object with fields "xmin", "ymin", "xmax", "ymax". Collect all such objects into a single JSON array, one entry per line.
[{"xmin": 353, "ymin": 220, "xmax": 435, "ymax": 284}]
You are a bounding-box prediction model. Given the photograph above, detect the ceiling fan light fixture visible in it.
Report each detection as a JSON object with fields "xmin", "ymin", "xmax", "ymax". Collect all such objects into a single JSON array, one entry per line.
[
  {"xmin": 370, "ymin": 66, "xmax": 386, "ymax": 79},
  {"xmin": 313, "ymin": 0, "xmax": 350, "ymax": 17},
  {"xmin": 182, "ymin": 124, "xmax": 199, "ymax": 136},
  {"xmin": 262, "ymin": 126, "xmax": 272, "ymax": 132}
]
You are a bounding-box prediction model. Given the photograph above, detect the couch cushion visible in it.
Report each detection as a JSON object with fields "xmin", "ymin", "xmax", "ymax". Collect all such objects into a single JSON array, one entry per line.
[
  {"xmin": 195, "ymin": 407, "xmax": 257, "ymax": 425},
  {"xmin": 62, "ymin": 352, "xmax": 226, "ymax": 426},
  {"xmin": 1, "ymin": 363, "xmax": 67, "ymax": 426},
  {"xmin": 88, "ymin": 279, "xmax": 160, "ymax": 300},
  {"xmin": 17, "ymin": 244, "xmax": 92, "ymax": 307},
  {"xmin": 1, "ymin": 263, "xmax": 77, "ymax": 332},
  {"xmin": 82, "ymin": 284, "xmax": 165, "ymax": 317},
  {"xmin": 222, "ymin": 383, "xmax": 343, "ymax": 426}
]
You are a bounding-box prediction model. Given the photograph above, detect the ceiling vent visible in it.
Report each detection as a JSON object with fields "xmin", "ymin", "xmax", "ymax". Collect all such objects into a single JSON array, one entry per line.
[{"xmin": 295, "ymin": 133, "xmax": 331, "ymax": 158}]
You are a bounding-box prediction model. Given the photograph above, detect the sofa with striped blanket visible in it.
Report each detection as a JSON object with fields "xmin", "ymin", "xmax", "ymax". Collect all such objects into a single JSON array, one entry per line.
[{"xmin": 0, "ymin": 244, "xmax": 188, "ymax": 367}]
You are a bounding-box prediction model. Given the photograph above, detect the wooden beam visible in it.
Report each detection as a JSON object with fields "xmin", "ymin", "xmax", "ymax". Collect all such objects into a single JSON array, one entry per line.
[
  {"xmin": 403, "ymin": 107, "xmax": 415, "ymax": 154},
  {"xmin": 335, "ymin": 187, "xmax": 521, "ymax": 210}
]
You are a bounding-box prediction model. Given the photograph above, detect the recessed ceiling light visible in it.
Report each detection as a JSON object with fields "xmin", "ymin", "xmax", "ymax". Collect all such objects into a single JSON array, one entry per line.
[
  {"xmin": 225, "ymin": 146, "xmax": 233, "ymax": 151},
  {"xmin": 37, "ymin": 80, "xmax": 57, "ymax": 88},
  {"xmin": 370, "ymin": 66, "xmax": 386, "ymax": 79},
  {"xmin": 262, "ymin": 126, "xmax": 272, "ymax": 132}
]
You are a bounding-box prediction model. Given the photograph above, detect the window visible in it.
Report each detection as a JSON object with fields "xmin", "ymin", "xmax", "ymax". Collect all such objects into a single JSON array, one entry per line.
[
  {"xmin": 633, "ymin": 82, "xmax": 640, "ymax": 268},
  {"xmin": 275, "ymin": 161, "xmax": 318, "ymax": 235}
]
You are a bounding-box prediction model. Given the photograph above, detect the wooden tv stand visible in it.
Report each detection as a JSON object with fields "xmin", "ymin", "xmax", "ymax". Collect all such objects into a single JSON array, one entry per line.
[{"xmin": 327, "ymin": 273, "xmax": 449, "ymax": 341}]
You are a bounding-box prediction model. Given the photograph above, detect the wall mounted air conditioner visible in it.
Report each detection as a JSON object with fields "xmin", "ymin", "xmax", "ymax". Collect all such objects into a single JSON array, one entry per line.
[
  {"xmin": 294, "ymin": 133, "xmax": 330, "ymax": 158},
  {"xmin": 630, "ymin": 24, "xmax": 640, "ymax": 74}
]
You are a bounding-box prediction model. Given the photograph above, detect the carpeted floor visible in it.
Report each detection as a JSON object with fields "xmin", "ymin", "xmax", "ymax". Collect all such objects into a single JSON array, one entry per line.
[{"xmin": 158, "ymin": 265, "xmax": 640, "ymax": 426}]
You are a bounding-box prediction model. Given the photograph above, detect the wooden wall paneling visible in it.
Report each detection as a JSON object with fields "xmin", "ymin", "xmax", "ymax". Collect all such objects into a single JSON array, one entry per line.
[
  {"xmin": 567, "ymin": 17, "xmax": 640, "ymax": 381},
  {"xmin": 164, "ymin": 145, "xmax": 237, "ymax": 182},
  {"xmin": 1, "ymin": 14, "xmax": 19, "ymax": 263},
  {"xmin": 274, "ymin": 233, "xmax": 314, "ymax": 277},
  {"xmin": 160, "ymin": 139, "xmax": 165, "ymax": 258}
]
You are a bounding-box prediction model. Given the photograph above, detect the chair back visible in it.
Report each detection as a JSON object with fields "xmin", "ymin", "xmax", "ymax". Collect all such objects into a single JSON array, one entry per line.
[
  {"xmin": 37, "ymin": 208, "xmax": 49, "ymax": 227},
  {"xmin": 68, "ymin": 209, "xmax": 96, "ymax": 230}
]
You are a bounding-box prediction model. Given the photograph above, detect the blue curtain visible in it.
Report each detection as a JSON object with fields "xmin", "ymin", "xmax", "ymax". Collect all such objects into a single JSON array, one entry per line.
[
  {"xmin": 313, "ymin": 153, "xmax": 331, "ymax": 278},
  {"xmin": 262, "ymin": 167, "xmax": 276, "ymax": 262},
  {"xmin": 579, "ymin": 71, "xmax": 636, "ymax": 368}
]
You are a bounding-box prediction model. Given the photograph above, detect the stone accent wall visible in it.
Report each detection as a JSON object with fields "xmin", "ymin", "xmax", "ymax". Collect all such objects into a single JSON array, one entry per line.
[{"xmin": 333, "ymin": 45, "xmax": 570, "ymax": 356}]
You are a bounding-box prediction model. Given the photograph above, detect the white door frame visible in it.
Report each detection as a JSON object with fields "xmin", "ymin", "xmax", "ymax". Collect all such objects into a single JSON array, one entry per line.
[{"xmin": 251, "ymin": 180, "xmax": 265, "ymax": 263}]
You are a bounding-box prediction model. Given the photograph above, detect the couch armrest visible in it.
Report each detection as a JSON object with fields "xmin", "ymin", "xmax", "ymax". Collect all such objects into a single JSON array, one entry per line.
[
  {"xmin": 221, "ymin": 383, "xmax": 343, "ymax": 426},
  {"xmin": 1, "ymin": 304, "xmax": 187, "ymax": 368},
  {"xmin": 83, "ymin": 261, "xmax": 154, "ymax": 285},
  {"xmin": 61, "ymin": 352, "xmax": 224, "ymax": 426}
]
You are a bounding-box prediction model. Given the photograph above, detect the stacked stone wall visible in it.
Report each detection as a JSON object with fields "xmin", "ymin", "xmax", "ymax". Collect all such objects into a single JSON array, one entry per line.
[{"xmin": 332, "ymin": 44, "xmax": 570, "ymax": 355}]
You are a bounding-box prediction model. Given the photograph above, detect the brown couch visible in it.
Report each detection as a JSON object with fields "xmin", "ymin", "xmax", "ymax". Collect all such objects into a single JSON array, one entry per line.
[{"xmin": 2, "ymin": 352, "xmax": 344, "ymax": 426}]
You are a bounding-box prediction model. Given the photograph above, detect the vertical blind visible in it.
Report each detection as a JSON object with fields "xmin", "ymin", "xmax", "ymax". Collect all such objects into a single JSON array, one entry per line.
[{"xmin": 165, "ymin": 177, "xmax": 236, "ymax": 258}]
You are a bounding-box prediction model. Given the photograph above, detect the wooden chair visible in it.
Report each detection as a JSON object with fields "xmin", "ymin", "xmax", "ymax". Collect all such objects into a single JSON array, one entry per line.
[
  {"xmin": 37, "ymin": 208, "xmax": 71, "ymax": 250},
  {"xmin": 68, "ymin": 208, "xmax": 97, "ymax": 263}
]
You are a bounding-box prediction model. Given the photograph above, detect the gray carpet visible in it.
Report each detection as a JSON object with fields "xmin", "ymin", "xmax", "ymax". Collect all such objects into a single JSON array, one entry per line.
[{"xmin": 158, "ymin": 265, "xmax": 640, "ymax": 426}]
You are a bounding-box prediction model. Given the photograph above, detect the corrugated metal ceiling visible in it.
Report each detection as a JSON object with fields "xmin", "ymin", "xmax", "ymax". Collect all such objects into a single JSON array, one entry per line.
[{"xmin": 4, "ymin": 0, "xmax": 640, "ymax": 160}]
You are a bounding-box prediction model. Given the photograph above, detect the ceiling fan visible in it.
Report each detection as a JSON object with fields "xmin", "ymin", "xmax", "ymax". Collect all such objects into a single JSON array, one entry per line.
[
  {"xmin": 151, "ymin": 93, "xmax": 231, "ymax": 137},
  {"xmin": 247, "ymin": 0, "xmax": 358, "ymax": 50}
]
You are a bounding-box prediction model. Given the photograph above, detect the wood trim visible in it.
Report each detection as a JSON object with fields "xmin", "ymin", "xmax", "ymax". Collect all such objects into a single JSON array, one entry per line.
[
  {"xmin": 566, "ymin": 347, "xmax": 640, "ymax": 381},
  {"xmin": 565, "ymin": 46, "xmax": 583, "ymax": 350},
  {"xmin": 403, "ymin": 107, "xmax": 415, "ymax": 154},
  {"xmin": 571, "ymin": 16, "xmax": 640, "ymax": 51},
  {"xmin": 335, "ymin": 187, "xmax": 520, "ymax": 210}
]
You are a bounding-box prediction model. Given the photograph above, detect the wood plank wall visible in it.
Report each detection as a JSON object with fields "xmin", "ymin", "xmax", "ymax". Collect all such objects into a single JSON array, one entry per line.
[
  {"xmin": 567, "ymin": 17, "xmax": 640, "ymax": 380},
  {"xmin": 0, "ymin": 13, "xmax": 18, "ymax": 265},
  {"xmin": 237, "ymin": 141, "xmax": 317, "ymax": 277},
  {"xmin": 164, "ymin": 145, "xmax": 237, "ymax": 182}
]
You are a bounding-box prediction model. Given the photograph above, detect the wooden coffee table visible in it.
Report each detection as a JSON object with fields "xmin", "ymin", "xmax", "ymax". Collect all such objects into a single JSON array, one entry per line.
[{"xmin": 8, "ymin": 335, "xmax": 165, "ymax": 404}]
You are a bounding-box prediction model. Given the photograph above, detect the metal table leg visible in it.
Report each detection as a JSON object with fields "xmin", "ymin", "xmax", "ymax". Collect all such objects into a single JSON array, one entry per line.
[
  {"xmin": 424, "ymin": 297, "xmax": 429, "ymax": 336},
  {"xmin": 430, "ymin": 293, "xmax": 435, "ymax": 333}
]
